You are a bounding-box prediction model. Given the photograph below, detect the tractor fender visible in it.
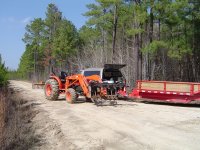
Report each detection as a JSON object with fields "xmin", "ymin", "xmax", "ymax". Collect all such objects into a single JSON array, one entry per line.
[{"xmin": 49, "ymin": 76, "xmax": 62, "ymax": 89}]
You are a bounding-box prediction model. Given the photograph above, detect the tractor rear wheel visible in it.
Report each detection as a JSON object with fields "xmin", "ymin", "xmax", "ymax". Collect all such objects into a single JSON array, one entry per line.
[
  {"xmin": 44, "ymin": 79, "xmax": 59, "ymax": 100},
  {"xmin": 66, "ymin": 88, "xmax": 76, "ymax": 103}
]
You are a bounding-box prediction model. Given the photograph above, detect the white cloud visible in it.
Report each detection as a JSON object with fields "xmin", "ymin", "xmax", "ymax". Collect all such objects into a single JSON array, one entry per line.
[
  {"xmin": 0, "ymin": 16, "xmax": 32, "ymax": 24},
  {"xmin": 21, "ymin": 17, "xmax": 32, "ymax": 24},
  {"xmin": 0, "ymin": 17, "xmax": 15, "ymax": 23},
  {"xmin": 7, "ymin": 17, "xmax": 15, "ymax": 23}
]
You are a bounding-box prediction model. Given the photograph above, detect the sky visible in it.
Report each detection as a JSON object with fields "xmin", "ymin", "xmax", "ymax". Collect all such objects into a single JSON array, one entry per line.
[{"xmin": 0, "ymin": 0, "xmax": 94, "ymax": 70}]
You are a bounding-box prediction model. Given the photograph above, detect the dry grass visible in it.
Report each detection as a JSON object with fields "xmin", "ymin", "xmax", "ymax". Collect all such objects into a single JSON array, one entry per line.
[
  {"xmin": 0, "ymin": 87, "xmax": 40, "ymax": 150},
  {"xmin": 0, "ymin": 87, "xmax": 8, "ymax": 143}
]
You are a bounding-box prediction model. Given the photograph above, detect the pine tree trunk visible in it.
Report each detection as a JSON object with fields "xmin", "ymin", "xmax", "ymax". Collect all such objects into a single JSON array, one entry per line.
[{"xmin": 112, "ymin": 5, "xmax": 118, "ymax": 63}]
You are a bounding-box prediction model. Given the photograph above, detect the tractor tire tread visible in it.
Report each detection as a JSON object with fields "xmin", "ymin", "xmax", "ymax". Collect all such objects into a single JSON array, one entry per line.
[
  {"xmin": 66, "ymin": 88, "xmax": 76, "ymax": 104},
  {"xmin": 44, "ymin": 79, "xmax": 59, "ymax": 100}
]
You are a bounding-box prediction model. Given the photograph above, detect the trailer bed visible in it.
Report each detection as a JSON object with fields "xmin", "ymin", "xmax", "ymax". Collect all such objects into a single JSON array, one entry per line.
[{"xmin": 130, "ymin": 80, "xmax": 200, "ymax": 104}]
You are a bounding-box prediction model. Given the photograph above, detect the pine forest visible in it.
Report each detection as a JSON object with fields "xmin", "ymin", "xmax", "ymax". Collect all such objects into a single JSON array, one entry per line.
[{"xmin": 17, "ymin": 0, "xmax": 200, "ymax": 87}]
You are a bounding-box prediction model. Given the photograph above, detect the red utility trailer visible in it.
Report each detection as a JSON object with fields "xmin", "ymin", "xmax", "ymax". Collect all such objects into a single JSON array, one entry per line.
[{"xmin": 129, "ymin": 80, "xmax": 200, "ymax": 104}]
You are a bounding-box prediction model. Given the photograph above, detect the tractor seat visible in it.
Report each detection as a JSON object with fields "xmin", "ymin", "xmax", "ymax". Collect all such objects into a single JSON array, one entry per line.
[{"xmin": 60, "ymin": 71, "xmax": 67, "ymax": 83}]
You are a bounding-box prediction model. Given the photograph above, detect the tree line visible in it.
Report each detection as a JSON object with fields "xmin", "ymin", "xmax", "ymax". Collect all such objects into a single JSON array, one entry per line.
[
  {"xmin": 17, "ymin": 0, "xmax": 200, "ymax": 87},
  {"xmin": 0, "ymin": 54, "xmax": 8, "ymax": 86}
]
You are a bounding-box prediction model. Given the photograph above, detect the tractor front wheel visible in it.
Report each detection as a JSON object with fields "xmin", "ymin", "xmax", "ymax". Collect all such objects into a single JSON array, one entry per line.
[
  {"xmin": 44, "ymin": 79, "xmax": 59, "ymax": 100},
  {"xmin": 66, "ymin": 88, "xmax": 77, "ymax": 104}
]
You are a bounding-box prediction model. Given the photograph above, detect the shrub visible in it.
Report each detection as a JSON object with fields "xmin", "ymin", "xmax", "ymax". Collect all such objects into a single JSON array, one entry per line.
[{"xmin": 0, "ymin": 54, "xmax": 8, "ymax": 86}]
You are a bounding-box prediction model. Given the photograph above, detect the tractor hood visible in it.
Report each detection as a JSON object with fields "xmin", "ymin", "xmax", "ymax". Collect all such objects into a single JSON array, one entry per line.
[{"xmin": 104, "ymin": 64, "xmax": 126, "ymax": 70}]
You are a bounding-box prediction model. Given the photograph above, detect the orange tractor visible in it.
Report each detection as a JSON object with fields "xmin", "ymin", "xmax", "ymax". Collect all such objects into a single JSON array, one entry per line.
[{"xmin": 44, "ymin": 70, "xmax": 125, "ymax": 105}]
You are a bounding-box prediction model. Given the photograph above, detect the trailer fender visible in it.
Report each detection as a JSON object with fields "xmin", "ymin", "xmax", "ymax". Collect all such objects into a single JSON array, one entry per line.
[{"xmin": 129, "ymin": 89, "xmax": 140, "ymax": 98}]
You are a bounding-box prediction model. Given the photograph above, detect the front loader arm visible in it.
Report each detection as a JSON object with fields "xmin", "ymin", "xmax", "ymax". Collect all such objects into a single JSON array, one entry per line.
[{"xmin": 66, "ymin": 74, "xmax": 102, "ymax": 98}]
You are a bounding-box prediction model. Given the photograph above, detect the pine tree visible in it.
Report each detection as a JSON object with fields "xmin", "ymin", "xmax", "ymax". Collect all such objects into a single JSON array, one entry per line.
[{"xmin": 0, "ymin": 54, "xmax": 8, "ymax": 86}]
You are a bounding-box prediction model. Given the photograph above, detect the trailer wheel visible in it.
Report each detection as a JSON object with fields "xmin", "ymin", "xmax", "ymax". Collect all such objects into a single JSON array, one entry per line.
[
  {"xmin": 66, "ymin": 88, "xmax": 77, "ymax": 104},
  {"xmin": 44, "ymin": 79, "xmax": 59, "ymax": 100}
]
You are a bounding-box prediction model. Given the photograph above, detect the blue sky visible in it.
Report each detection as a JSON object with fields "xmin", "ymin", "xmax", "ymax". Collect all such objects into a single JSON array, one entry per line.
[{"xmin": 0, "ymin": 0, "xmax": 94, "ymax": 70}]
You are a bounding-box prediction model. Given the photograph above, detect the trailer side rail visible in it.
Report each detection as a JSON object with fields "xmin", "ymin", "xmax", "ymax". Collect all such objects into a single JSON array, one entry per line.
[{"xmin": 130, "ymin": 80, "xmax": 200, "ymax": 104}]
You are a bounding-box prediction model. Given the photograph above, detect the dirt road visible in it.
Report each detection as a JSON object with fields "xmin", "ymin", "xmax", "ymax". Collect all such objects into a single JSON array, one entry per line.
[{"xmin": 9, "ymin": 80, "xmax": 200, "ymax": 150}]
